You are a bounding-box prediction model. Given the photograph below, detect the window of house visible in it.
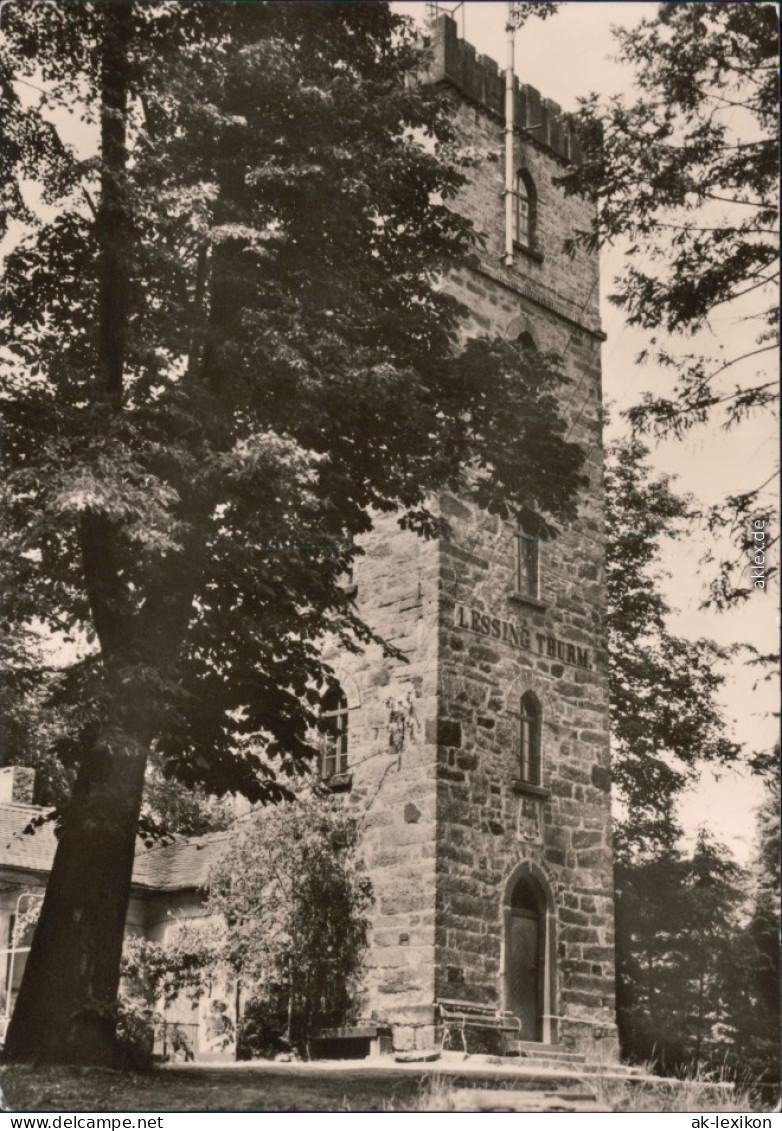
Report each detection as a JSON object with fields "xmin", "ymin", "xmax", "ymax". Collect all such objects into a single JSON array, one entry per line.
[
  {"xmin": 516, "ymin": 521, "xmax": 540, "ymax": 600},
  {"xmin": 320, "ymin": 686, "xmax": 349, "ymax": 778},
  {"xmin": 512, "ymin": 169, "xmax": 537, "ymax": 250},
  {"xmin": 519, "ymin": 692, "xmax": 542, "ymax": 785},
  {"xmin": 0, "ymin": 902, "xmax": 36, "ymax": 1027}
]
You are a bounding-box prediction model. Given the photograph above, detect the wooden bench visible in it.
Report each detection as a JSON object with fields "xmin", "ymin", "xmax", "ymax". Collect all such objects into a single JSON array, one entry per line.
[{"xmin": 437, "ymin": 997, "xmax": 521, "ymax": 1054}]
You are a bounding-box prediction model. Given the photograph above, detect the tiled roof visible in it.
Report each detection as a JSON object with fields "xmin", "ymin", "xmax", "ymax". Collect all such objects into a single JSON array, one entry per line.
[
  {"xmin": 0, "ymin": 803, "xmax": 229, "ymax": 893},
  {"xmin": 0, "ymin": 804, "xmax": 58, "ymax": 876},
  {"xmin": 132, "ymin": 831, "xmax": 230, "ymax": 891}
]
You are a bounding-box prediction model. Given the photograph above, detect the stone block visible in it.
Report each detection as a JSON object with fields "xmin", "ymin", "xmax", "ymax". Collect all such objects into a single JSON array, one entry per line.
[
  {"xmin": 437, "ymin": 766, "xmax": 465, "ymax": 783},
  {"xmin": 576, "ymin": 848, "xmax": 610, "ymax": 869},
  {"xmin": 392, "ymin": 1026, "xmax": 415, "ymax": 1051},
  {"xmin": 572, "ymin": 830, "xmax": 603, "ymax": 849},
  {"xmin": 560, "ymin": 907, "xmax": 589, "ymax": 927},
  {"xmin": 425, "ymin": 718, "xmax": 462, "ymax": 747},
  {"xmin": 590, "ymin": 765, "xmax": 611, "ymax": 792}
]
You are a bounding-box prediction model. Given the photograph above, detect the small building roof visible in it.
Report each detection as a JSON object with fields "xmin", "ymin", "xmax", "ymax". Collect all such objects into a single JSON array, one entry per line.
[
  {"xmin": 132, "ymin": 830, "xmax": 231, "ymax": 891},
  {"xmin": 0, "ymin": 802, "xmax": 228, "ymax": 893},
  {"xmin": 0, "ymin": 803, "xmax": 58, "ymax": 877}
]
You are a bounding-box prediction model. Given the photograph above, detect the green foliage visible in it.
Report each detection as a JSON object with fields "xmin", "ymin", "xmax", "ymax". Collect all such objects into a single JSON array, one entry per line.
[
  {"xmin": 114, "ymin": 793, "xmax": 373, "ymax": 1059},
  {"xmin": 562, "ymin": 2, "xmax": 777, "ymax": 339},
  {"xmin": 141, "ymin": 763, "xmax": 234, "ymax": 838},
  {"xmin": 727, "ymin": 758, "xmax": 781, "ymax": 1087},
  {"xmin": 120, "ymin": 932, "xmax": 215, "ymax": 1012},
  {"xmin": 117, "ymin": 927, "xmax": 219, "ymax": 1068},
  {"xmin": 114, "ymin": 999, "xmax": 157, "ymax": 1073},
  {"xmin": 585, "ymin": 5, "xmax": 778, "ymax": 1063},
  {"xmin": 605, "ymin": 439, "xmax": 740, "ymax": 856},
  {"xmin": 615, "ymin": 830, "xmax": 747, "ymax": 1075},
  {"xmin": 206, "ymin": 792, "xmax": 373, "ymax": 1051},
  {"xmin": 508, "ymin": 3, "xmax": 560, "ymax": 29},
  {"xmin": 0, "ymin": 629, "xmax": 74, "ymax": 807},
  {"xmin": 561, "ymin": 3, "xmax": 778, "ymax": 608},
  {"xmin": 604, "ymin": 441, "xmax": 778, "ymax": 1080},
  {"xmin": 11, "ymin": 894, "xmax": 43, "ymax": 949}
]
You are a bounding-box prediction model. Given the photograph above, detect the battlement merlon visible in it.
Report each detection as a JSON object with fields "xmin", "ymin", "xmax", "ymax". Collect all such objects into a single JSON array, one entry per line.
[{"xmin": 427, "ymin": 14, "xmax": 584, "ymax": 166}]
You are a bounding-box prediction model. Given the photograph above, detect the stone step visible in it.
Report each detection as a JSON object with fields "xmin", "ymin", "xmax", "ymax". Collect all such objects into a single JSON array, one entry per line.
[
  {"xmin": 450, "ymin": 1087, "xmax": 602, "ymax": 1113},
  {"xmin": 504, "ymin": 1041, "xmax": 586, "ymax": 1064},
  {"xmin": 582, "ymin": 1062, "xmax": 648, "ymax": 1077},
  {"xmin": 504, "ymin": 1062, "xmax": 589, "ymax": 1075}
]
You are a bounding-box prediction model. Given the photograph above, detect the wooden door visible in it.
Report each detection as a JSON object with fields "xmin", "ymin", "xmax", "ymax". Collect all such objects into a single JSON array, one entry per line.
[{"xmin": 506, "ymin": 908, "xmax": 542, "ymax": 1041}]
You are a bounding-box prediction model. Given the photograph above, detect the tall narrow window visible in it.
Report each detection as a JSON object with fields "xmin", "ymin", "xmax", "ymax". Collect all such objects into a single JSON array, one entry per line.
[
  {"xmin": 320, "ymin": 686, "xmax": 349, "ymax": 778},
  {"xmin": 519, "ymin": 692, "xmax": 541, "ymax": 785},
  {"xmin": 512, "ymin": 170, "xmax": 536, "ymax": 250},
  {"xmin": 516, "ymin": 522, "xmax": 540, "ymax": 600}
]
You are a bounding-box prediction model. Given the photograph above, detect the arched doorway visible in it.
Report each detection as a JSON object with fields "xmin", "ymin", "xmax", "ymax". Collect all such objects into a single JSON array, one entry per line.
[{"xmin": 503, "ymin": 868, "xmax": 554, "ymax": 1043}]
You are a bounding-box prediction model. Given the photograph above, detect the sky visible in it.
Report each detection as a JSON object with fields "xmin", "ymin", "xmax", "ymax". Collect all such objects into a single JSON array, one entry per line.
[{"xmin": 394, "ymin": 2, "xmax": 779, "ymax": 861}]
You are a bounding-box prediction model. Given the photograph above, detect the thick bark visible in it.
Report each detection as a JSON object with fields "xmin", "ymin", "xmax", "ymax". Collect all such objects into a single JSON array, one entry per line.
[{"xmin": 3, "ymin": 733, "xmax": 148, "ymax": 1064}]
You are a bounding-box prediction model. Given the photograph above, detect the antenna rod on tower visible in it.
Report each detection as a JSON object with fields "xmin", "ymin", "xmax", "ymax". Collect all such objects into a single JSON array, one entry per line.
[{"xmin": 504, "ymin": 3, "xmax": 516, "ymax": 267}]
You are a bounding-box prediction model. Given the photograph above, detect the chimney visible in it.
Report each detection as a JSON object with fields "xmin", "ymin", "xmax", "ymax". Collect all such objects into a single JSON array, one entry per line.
[{"xmin": 0, "ymin": 766, "xmax": 36, "ymax": 805}]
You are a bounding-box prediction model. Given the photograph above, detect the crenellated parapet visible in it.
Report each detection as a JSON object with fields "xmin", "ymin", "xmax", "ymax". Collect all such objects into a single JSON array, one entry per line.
[{"xmin": 428, "ymin": 14, "xmax": 583, "ymax": 165}]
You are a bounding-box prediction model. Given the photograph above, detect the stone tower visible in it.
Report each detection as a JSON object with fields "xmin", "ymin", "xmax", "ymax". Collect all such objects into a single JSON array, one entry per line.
[{"xmin": 324, "ymin": 14, "xmax": 616, "ymax": 1058}]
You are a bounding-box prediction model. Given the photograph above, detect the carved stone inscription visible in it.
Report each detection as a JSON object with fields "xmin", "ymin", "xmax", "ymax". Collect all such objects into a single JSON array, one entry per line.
[{"xmin": 453, "ymin": 603, "xmax": 591, "ymax": 669}]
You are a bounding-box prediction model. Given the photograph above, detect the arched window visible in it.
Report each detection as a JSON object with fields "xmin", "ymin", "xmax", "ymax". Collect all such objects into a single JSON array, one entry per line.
[
  {"xmin": 320, "ymin": 686, "xmax": 349, "ymax": 778},
  {"xmin": 512, "ymin": 169, "xmax": 537, "ymax": 250},
  {"xmin": 516, "ymin": 519, "xmax": 540, "ymax": 600},
  {"xmin": 519, "ymin": 692, "xmax": 541, "ymax": 784}
]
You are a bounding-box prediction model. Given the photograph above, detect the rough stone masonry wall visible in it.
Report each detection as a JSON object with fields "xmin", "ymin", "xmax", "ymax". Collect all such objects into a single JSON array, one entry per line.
[
  {"xmin": 324, "ymin": 17, "xmax": 616, "ymax": 1055},
  {"xmin": 326, "ymin": 521, "xmax": 442, "ymax": 1049},
  {"xmin": 431, "ymin": 21, "xmax": 617, "ymax": 1058}
]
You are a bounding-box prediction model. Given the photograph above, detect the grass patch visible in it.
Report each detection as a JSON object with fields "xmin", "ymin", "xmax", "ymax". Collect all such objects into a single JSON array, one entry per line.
[
  {"xmin": 374, "ymin": 1075, "xmax": 777, "ymax": 1113},
  {"xmin": 587, "ymin": 1074, "xmax": 776, "ymax": 1114},
  {"xmin": 0, "ymin": 1065, "xmax": 421, "ymax": 1113},
  {"xmin": 0, "ymin": 1063, "xmax": 776, "ymax": 1114}
]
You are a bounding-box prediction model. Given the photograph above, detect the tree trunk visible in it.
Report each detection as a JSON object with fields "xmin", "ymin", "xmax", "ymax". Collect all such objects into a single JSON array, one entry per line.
[
  {"xmin": 3, "ymin": 2, "xmax": 140, "ymax": 1065},
  {"xmin": 286, "ymin": 958, "xmax": 295, "ymax": 1046},
  {"xmin": 3, "ymin": 733, "xmax": 148, "ymax": 1064},
  {"xmin": 694, "ymin": 965, "xmax": 705, "ymax": 1067},
  {"xmin": 234, "ymin": 979, "xmax": 242, "ymax": 1063}
]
